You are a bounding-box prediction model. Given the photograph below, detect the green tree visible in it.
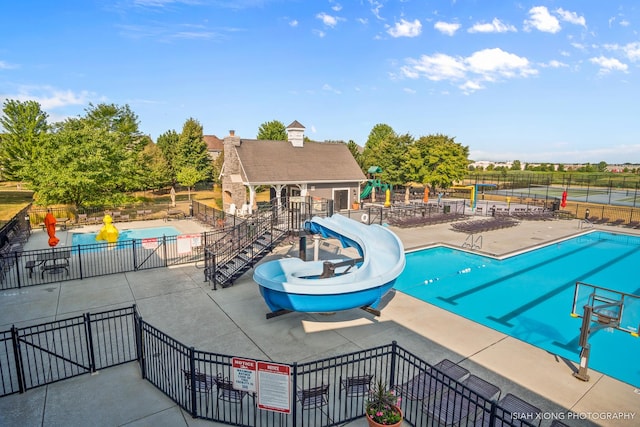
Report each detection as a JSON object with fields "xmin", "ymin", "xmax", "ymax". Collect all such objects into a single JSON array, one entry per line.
[
  {"xmin": 137, "ymin": 139, "xmax": 172, "ymax": 191},
  {"xmin": 176, "ymin": 165, "xmax": 208, "ymax": 200},
  {"xmin": 597, "ymin": 161, "xmax": 608, "ymax": 172},
  {"xmin": 347, "ymin": 140, "xmax": 364, "ymax": 170},
  {"xmin": 0, "ymin": 99, "xmax": 49, "ymax": 181},
  {"xmin": 257, "ymin": 120, "xmax": 287, "ymax": 141},
  {"xmin": 361, "ymin": 123, "xmax": 395, "ymax": 171},
  {"xmin": 175, "ymin": 118, "xmax": 212, "ymax": 183},
  {"xmin": 30, "ymin": 123, "xmax": 125, "ymax": 208},
  {"xmin": 511, "ymin": 160, "xmax": 522, "ymax": 171},
  {"xmin": 156, "ymin": 129, "xmax": 180, "ymax": 184},
  {"xmin": 414, "ymin": 134, "xmax": 469, "ymax": 190}
]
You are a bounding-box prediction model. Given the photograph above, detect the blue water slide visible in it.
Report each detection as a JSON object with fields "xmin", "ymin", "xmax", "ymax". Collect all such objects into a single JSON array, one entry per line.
[{"xmin": 253, "ymin": 214, "xmax": 406, "ymax": 314}]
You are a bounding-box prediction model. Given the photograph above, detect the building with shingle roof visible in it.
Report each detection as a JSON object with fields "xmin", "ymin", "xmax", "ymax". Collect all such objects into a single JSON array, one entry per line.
[
  {"xmin": 221, "ymin": 121, "xmax": 366, "ymax": 214},
  {"xmin": 203, "ymin": 135, "xmax": 224, "ymax": 160}
]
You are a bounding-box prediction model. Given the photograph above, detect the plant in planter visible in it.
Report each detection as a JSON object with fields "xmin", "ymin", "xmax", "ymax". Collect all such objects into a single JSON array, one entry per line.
[{"xmin": 365, "ymin": 378, "xmax": 402, "ymax": 426}]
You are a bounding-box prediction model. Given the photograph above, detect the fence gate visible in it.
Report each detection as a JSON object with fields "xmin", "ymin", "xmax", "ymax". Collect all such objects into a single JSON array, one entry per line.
[{"xmin": 16, "ymin": 315, "xmax": 93, "ymax": 390}]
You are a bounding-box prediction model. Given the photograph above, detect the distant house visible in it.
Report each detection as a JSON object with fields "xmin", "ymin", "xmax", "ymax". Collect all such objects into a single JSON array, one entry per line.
[
  {"xmin": 203, "ymin": 135, "xmax": 224, "ymax": 160},
  {"xmin": 221, "ymin": 120, "xmax": 366, "ymax": 214}
]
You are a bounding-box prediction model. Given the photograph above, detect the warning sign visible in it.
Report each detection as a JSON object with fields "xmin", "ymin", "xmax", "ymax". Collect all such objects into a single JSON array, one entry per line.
[
  {"xmin": 257, "ymin": 361, "xmax": 291, "ymax": 413},
  {"xmin": 232, "ymin": 357, "xmax": 257, "ymax": 393}
]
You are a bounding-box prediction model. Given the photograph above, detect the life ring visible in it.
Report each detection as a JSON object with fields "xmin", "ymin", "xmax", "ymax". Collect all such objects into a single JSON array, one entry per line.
[{"xmin": 361, "ymin": 213, "xmax": 369, "ymax": 223}]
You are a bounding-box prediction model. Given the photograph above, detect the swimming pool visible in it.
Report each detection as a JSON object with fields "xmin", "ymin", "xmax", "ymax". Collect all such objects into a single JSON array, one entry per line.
[
  {"xmin": 395, "ymin": 231, "xmax": 640, "ymax": 388},
  {"xmin": 71, "ymin": 226, "xmax": 180, "ymax": 247}
]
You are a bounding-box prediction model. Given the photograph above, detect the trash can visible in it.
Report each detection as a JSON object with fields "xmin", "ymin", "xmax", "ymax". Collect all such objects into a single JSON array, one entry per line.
[
  {"xmin": 443, "ymin": 205, "xmax": 451, "ymax": 214},
  {"xmin": 552, "ymin": 199, "xmax": 560, "ymax": 211}
]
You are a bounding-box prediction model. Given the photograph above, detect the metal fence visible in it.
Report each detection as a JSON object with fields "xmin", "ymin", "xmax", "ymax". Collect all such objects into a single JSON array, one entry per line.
[
  {"xmin": 0, "ymin": 306, "xmax": 138, "ymax": 396},
  {"xmin": 0, "ymin": 232, "xmax": 214, "ymax": 290},
  {"xmin": 1, "ymin": 305, "xmax": 542, "ymax": 426}
]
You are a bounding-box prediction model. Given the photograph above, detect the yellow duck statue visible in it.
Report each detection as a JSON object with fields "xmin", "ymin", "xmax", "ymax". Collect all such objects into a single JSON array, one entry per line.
[{"xmin": 96, "ymin": 214, "xmax": 119, "ymax": 243}]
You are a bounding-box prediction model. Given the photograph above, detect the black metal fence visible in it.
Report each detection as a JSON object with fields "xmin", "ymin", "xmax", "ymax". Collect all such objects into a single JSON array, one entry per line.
[
  {"xmin": 0, "ymin": 306, "xmax": 138, "ymax": 396},
  {"xmin": 0, "ymin": 232, "xmax": 215, "ymax": 290},
  {"xmin": 1, "ymin": 305, "xmax": 541, "ymax": 426}
]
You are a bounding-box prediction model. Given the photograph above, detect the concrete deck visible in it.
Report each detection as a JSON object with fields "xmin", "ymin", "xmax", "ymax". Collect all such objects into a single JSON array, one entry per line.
[{"xmin": 1, "ymin": 216, "xmax": 639, "ymax": 427}]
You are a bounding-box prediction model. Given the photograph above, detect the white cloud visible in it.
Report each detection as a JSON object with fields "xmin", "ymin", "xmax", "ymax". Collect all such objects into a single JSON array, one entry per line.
[
  {"xmin": 172, "ymin": 31, "xmax": 216, "ymax": 40},
  {"xmin": 3, "ymin": 85, "xmax": 93, "ymax": 110},
  {"xmin": 556, "ymin": 8, "xmax": 586, "ymax": 27},
  {"xmin": 387, "ymin": 19, "xmax": 422, "ymax": 38},
  {"xmin": 544, "ymin": 60, "xmax": 568, "ymax": 68},
  {"xmin": 468, "ymin": 18, "xmax": 516, "ymax": 34},
  {"xmin": 289, "ymin": 20, "xmax": 298, "ymax": 27},
  {"xmin": 434, "ymin": 21, "xmax": 460, "ymax": 36},
  {"xmin": 401, "ymin": 48, "xmax": 536, "ymax": 93},
  {"xmin": 402, "ymin": 53, "xmax": 467, "ymax": 81},
  {"xmin": 369, "ymin": 0, "xmax": 384, "ymax": 21},
  {"xmin": 316, "ymin": 12, "xmax": 343, "ymax": 28},
  {"xmin": 466, "ymin": 48, "xmax": 537, "ymax": 79},
  {"xmin": 524, "ymin": 6, "xmax": 561, "ymax": 33},
  {"xmin": 622, "ymin": 42, "xmax": 640, "ymax": 62},
  {"xmin": 313, "ymin": 29, "xmax": 326, "ymax": 38},
  {"xmin": 0, "ymin": 61, "xmax": 18, "ymax": 70},
  {"xmin": 459, "ymin": 80, "xmax": 484, "ymax": 93},
  {"xmin": 331, "ymin": 3, "xmax": 342, "ymax": 12},
  {"xmin": 589, "ymin": 56, "xmax": 628, "ymax": 74},
  {"xmin": 403, "ymin": 87, "xmax": 416, "ymax": 94},
  {"xmin": 322, "ymin": 83, "xmax": 342, "ymax": 94}
]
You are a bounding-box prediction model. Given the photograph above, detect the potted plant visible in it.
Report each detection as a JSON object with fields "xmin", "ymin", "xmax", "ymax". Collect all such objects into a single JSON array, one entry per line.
[{"xmin": 365, "ymin": 378, "xmax": 403, "ymax": 427}]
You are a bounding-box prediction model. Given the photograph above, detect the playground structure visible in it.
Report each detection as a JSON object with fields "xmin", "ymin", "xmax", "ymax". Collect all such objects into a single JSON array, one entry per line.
[
  {"xmin": 570, "ymin": 282, "xmax": 639, "ymax": 382},
  {"xmin": 450, "ymin": 184, "xmax": 498, "ymax": 210},
  {"xmin": 360, "ymin": 166, "xmax": 392, "ymax": 202}
]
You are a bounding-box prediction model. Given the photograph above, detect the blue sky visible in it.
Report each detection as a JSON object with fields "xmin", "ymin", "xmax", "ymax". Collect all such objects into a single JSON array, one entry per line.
[{"xmin": 1, "ymin": 1, "xmax": 639, "ymax": 164}]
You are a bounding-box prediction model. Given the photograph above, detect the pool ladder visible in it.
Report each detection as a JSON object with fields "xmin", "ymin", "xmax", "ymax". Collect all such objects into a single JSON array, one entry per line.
[{"xmin": 462, "ymin": 233, "xmax": 482, "ymax": 250}]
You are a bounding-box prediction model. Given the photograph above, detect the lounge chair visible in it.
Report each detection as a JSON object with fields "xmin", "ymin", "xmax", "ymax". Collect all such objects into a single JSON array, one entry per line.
[
  {"xmin": 474, "ymin": 392, "xmax": 542, "ymax": 426},
  {"xmin": 398, "ymin": 359, "xmax": 470, "ymax": 401},
  {"xmin": 424, "ymin": 374, "xmax": 501, "ymax": 426}
]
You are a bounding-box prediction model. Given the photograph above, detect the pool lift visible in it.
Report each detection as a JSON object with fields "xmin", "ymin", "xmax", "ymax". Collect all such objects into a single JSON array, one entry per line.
[{"xmin": 571, "ymin": 283, "xmax": 639, "ymax": 382}]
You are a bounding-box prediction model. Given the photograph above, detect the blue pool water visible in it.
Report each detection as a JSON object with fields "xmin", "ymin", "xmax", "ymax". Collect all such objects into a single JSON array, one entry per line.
[
  {"xmin": 71, "ymin": 226, "xmax": 180, "ymax": 247},
  {"xmin": 395, "ymin": 231, "xmax": 640, "ymax": 388}
]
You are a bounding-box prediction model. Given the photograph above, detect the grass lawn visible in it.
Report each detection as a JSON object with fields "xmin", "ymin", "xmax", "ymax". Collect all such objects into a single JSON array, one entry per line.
[{"xmin": 0, "ymin": 182, "xmax": 34, "ymax": 223}]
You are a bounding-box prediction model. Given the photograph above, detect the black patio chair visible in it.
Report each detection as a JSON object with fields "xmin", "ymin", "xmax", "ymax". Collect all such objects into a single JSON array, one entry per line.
[
  {"xmin": 215, "ymin": 375, "xmax": 250, "ymax": 421},
  {"xmin": 297, "ymin": 383, "xmax": 330, "ymax": 409},
  {"xmin": 182, "ymin": 369, "xmax": 215, "ymax": 413},
  {"xmin": 339, "ymin": 374, "xmax": 374, "ymax": 416}
]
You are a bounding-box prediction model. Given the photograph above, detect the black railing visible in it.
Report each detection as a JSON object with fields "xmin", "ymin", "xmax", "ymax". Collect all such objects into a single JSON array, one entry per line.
[
  {"xmin": 0, "ymin": 232, "xmax": 213, "ymax": 290},
  {"xmin": 1, "ymin": 305, "xmax": 541, "ymax": 426},
  {"xmin": 0, "ymin": 306, "xmax": 137, "ymax": 396}
]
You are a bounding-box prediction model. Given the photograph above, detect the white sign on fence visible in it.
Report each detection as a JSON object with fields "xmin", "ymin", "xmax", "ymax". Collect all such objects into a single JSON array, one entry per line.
[{"xmin": 232, "ymin": 357, "xmax": 257, "ymax": 393}]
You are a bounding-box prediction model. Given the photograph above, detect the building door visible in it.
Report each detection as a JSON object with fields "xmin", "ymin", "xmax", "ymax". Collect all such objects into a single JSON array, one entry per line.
[{"xmin": 334, "ymin": 189, "xmax": 348, "ymax": 210}]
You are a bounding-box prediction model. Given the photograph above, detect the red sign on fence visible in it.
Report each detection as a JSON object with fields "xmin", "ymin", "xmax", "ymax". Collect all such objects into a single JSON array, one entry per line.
[{"xmin": 257, "ymin": 361, "xmax": 291, "ymax": 413}]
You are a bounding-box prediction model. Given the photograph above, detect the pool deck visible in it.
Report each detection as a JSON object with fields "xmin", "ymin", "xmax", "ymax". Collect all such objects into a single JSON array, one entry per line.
[{"xmin": 1, "ymin": 216, "xmax": 639, "ymax": 426}]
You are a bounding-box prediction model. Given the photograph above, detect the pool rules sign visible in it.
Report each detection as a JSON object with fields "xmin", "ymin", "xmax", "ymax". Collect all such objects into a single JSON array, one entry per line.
[{"xmin": 231, "ymin": 358, "xmax": 291, "ymax": 414}]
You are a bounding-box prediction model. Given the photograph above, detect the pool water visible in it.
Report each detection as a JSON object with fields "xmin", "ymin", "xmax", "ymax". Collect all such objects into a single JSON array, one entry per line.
[
  {"xmin": 71, "ymin": 226, "xmax": 180, "ymax": 247},
  {"xmin": 395, "ymin": 231, "xmax": 640, "ymax": 388}
]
